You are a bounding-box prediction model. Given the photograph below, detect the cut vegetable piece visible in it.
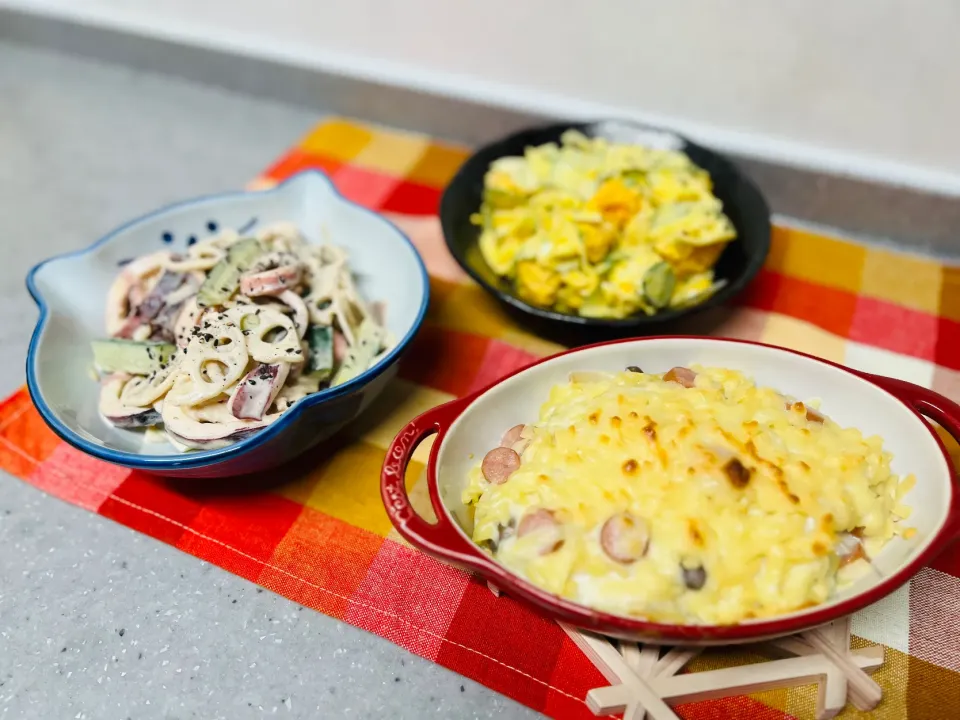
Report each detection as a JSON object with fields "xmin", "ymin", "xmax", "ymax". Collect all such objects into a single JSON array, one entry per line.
[
  {"xmin": 197, "ymin": 237, "xmax": 262, "ymax": 307},
  {"xmin": 173, "ymin": 297, "xmax": 202, "ymax": 347},
  {"xmin": 105, "ymin": 251, "xmax": 170, "ymax": 335},
  {"xmin": 670, "ymin": 279, "xmax": 727, "ymax": 309},
  {"xmin": 306, "ymin": 325, "xmax": 334, "ymax": 380},
  {"xmin": 137, "ymin": 270, "xmax": 187, "ymax": 321},
  {"xmin": 642, "ymin": 262, "xmax": 676, "ymax": 309},
  {"xmin": 162, "ymin": 398, "xmax": 275, "ymax": 450},
  {"xmin": 277, "ymin": 290, "xmax": 309, "ymax": 339},
  {"xmin": 114, "ymin": 315, "xmax": 146, "ymax": 340},
  {"xmin": 91, "ymin": 339, "xmax": 176, "ymax": 375},
  {"xmin": 229, "ymin": 362, "xmax": 290, "ymax": 420},
  {"xmin": 99, "ymin": 376, "xmax": 162, "ymax": 428},
  {"xmin": 168, "ymin": 322, "xmax": 249, "ymax": 405},
  {"xmin": 164, "ymin": 241, "xmax": 226, "ymax": 272},
  {"xmin": 331, "ymin": 318, "xmax": 384, "ymax": 387},
  {"xmin": 227, "ymin": 306, "xmax": 302, "ymax": 364},
  {"xmin": 119, "ymin": 362, "xmax": 178, "ymax": 407},
  {"xmin": 240, "ymin": 264, "xmax": 302, "ymax": 297},
  {"xmin": 273, "ymin": 374, "xmax": 321, "ymax": 412}
]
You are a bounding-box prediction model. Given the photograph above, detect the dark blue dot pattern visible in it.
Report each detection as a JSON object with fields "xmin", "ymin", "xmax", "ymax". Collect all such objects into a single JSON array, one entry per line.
[{"xmin": 160, "ymin": 222, "xmax": 221, "ymax": 246}]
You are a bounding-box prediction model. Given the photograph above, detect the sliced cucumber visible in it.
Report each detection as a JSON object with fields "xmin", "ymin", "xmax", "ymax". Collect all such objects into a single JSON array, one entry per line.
[
  {"xmin": 306, "ymin": 325, "xmax": 334, "ymax": 380},
  {"xmin": 331, "ymin": 319, "xmax": 384, "ymax": 387},
  {"xmin": 642, "ymin": 262, "xmax": 677, "ymax": 309},
  {"xmin": 91, "ymin": 339, "xmax": 176, "ymax": 375},
  {"xmin": 197, "ymin": 237, "xmax": 262, "ymax": 307}
]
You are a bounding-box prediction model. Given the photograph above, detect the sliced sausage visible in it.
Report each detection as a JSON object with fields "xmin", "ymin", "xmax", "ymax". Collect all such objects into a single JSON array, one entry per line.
[
  {"xmin": 517, "ymin": 509, "xmax": 557, "ymax": 537},
  {"xmin": 500, "ymin": 424, "xmax": 526, "ymax": 448},
  {"xmin": 333, "ymin": 328, "xmax": 349, "ymax": 364},
  {"xmin": 481, "ymin": 447, "xmax": 521, "ymax": 485},
  {"xmin": 600, "ymin": 512, "xmax": 650, "ymax": 564},
  {"xmin": 663, "ymin": 367, "xmax": 697, "ymax": 388},
  {"xmin": 240, "ymin": 265, "xmax": 302, "ymax": 297},
  {"xmin": 517, "ymin": 509, "xmax": 563, "ymax": 555}
]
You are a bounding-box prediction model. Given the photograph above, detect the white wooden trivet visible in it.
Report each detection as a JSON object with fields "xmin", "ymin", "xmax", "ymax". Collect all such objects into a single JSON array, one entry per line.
[{"xmin": 557, "ymin": 618, "xmax": 884, "ymax": 720}]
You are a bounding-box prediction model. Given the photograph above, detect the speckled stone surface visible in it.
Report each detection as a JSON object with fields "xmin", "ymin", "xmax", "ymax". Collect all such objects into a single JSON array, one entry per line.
[{"xmin": 0, "ymin": 42, "xmax": 539, "ymax": 720}]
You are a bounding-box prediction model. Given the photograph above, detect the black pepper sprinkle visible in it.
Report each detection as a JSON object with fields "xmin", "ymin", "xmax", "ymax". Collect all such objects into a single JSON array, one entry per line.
[
  {"xmin": 203, "ymin": 334, "xmax": 214, "ymax": 342},
  {"xmin": 249, "ymin": 380, "xmax": 257, "ymax": 386},
  {"xmin": 118, "ymin": 628, "xmax": 125, "ymax": 637}
]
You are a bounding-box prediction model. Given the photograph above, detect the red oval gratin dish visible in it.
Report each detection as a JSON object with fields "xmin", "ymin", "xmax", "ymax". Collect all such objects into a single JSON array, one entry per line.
[{"xmin": 381, "ymin": 337, "xmax": 960, "ymax": 645}]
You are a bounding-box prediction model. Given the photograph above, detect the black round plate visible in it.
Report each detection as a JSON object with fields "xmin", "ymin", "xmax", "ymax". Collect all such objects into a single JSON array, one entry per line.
[{"xmin": 439, "ymin": 120, "xmax": 771, "ymax": 344}]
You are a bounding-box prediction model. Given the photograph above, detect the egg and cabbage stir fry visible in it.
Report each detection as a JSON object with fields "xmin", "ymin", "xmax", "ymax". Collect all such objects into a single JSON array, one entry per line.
[
  {"xmin": 473, "ymin": 131, "xmax": 736, "ymax": 318},
  {"xmin": 463, "ymin": 366, "xmax": 916, "ymax": 625}
]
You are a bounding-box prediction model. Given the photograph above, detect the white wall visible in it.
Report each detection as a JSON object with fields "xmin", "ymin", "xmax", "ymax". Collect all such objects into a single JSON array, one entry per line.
[{"xmin": 6, "ymin": 0, "xmax": 960, "ymax": 194}]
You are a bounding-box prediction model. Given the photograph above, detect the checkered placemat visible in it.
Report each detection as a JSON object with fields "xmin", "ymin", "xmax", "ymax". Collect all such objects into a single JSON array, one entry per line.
[{"xmin": 4, "ymin": 117, "xmax": 960, "ymax": 719}]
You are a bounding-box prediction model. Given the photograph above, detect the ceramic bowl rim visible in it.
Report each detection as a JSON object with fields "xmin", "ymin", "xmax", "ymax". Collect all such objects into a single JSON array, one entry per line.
[
  {"xmin": 25, "ymin": 170, "xmax": 430, "ymax": 471},
  {"xmin": 438, "ymin": 118, "xmax": 772, "ymax": 329}
]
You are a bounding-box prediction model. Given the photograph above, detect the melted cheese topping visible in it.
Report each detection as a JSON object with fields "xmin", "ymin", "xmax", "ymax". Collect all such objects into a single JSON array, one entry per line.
[{"xmin": 463, "ymin": 367, "xmax": 915, "ymax": 625}]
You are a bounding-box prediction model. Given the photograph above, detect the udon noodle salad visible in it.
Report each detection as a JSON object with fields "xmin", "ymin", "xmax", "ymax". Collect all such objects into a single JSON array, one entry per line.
[{"xmin": 92, "ymin": 222, "xmax": 394, "ymax": 450}]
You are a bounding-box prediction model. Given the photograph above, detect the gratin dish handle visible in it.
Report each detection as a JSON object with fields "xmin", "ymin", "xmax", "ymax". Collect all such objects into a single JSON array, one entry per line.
[
  {"xmin": 860, "ymin": 372, "xmax": 960, "ymax": 539},
  {"xmin": 381, "ymin": 399, "xmax": 499, "ymax": 572}
]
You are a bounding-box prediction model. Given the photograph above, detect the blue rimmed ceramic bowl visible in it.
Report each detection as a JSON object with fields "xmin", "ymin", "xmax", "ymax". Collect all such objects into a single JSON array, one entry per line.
[{"xmin": 26, "ymin": 171, "xmax": 429, "ymax": 478}]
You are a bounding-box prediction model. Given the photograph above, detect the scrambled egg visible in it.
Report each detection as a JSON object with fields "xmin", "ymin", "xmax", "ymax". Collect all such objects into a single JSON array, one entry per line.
[
  {"xmin": 473, "ymin": 131, "xmax": 736, "ymax": 318},
  {"xmin": 463, "ymin": 367, "xmax": 914, "ymax": 625}
]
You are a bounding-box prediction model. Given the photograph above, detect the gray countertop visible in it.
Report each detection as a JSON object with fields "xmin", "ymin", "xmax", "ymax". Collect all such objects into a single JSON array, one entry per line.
[{"xmin": 0, "ymin": 42, "xmax": 538, "ymax": 720}]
